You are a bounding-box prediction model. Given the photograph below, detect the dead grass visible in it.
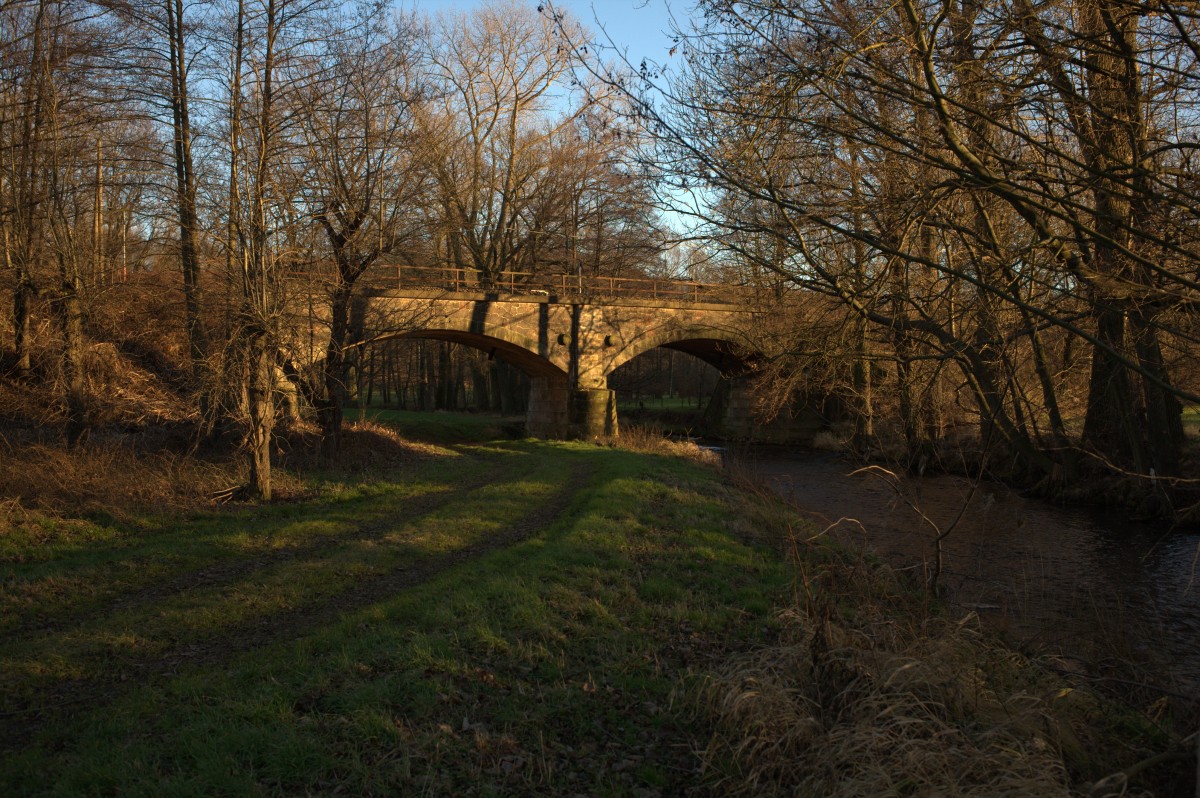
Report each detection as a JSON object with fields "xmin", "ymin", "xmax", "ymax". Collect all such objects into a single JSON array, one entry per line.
[
  {"xmin": 608, "ymin": 423, "xmax": 722, "ymax": 466},
  {"xmin": 694, "ymin": 539, "xmax": 1185, "ymax": 798},
  {"xmin": 276, "ymin": 419, "xmax": 451, "ymax": 472},
  {"xmin": 0, "ymin": 438, "xmax": 238, "ymax": 520},
  {"xmin": 0, "ymin": 408, "xmax": 466, "ymax": 525},
  {"xmin": 811, "ymin": 421, "xmax": 855, "ymax": 452},
  {"xmin": 81, "ymin": 341, "xmax": 195, "ymax": 428},
  {"xmin": 0, "ymin": 416, "xmax": 456, "ymax": 521},
  {"xmin": 0, "ymin": 313, "xmax": 196, "ymax": 434}
]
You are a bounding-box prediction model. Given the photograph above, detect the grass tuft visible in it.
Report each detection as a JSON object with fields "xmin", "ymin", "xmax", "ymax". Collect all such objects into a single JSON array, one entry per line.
[{"xmin": 694, "ymin": 538, "xmax": 1191, "ymax": 797}]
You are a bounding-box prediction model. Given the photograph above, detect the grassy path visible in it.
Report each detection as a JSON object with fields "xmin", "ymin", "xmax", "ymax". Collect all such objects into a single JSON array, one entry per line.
[
  {"xmin": 0, "ymin": 453, "xmax": 594, "ymax": 749},
  {"xmin": 2, "ymin": 464, "xmax": 500, "ymax": 640},
  {"xmin": 0, "ymin": 437, "xmax": 791, "ymax": 796}
]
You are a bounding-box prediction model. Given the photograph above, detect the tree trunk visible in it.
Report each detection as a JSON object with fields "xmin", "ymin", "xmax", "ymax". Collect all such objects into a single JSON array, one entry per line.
[
  {"xmin": 247, "ymin": 332, "xmax": 274, "ymax": 501},
  {"xmin": 10, "ymin": 0, "xmax": 48, "ymax": 380},
  {"xmin": 12, "ymin": 268, "xmax": 33, "ymax": 378},
  {"xmin": 319, "ymin": 282, "xmax": 352, "ymax": 456},
  {"xmin": 1130, "ymin": 310, "xmax": 1183, "ymax": 476},
  {"xmin": 59, "ymin": 270, "xmax": 87, "ymax": 445},
  {"xmin": 1076, "ymin": 0, "xmax": 1180, "ymax": 476},
  {"xmin": 1082, "ymin": 308, "xmax": 1144, "ymax": 470},
  {"xmin": 851, "ymin": 316, "xmax": 874, "ymax": 444},
  {"xmin": 166, "ymin": 0, "xmax": 205, "ymax": 383}
]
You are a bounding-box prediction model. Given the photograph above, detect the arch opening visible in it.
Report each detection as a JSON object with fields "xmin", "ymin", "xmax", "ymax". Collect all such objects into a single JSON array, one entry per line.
[
  {"xmin": 608, "ymin": 345, "xmax": 722, "ymax": 434},
  {"xmin": 605, "ymin": 326, "xmax": 757, "ymax": 378},
  {"xmin": 375, "ymin": 328, "xmax": 565, "ymax": 380},
  {"xmin": 659, "ymin": 339, "xmax": 756, "ymax": 375},
  {"xmin": 355, "ymin": 328, "xmax": 570, "ymax": 437}
]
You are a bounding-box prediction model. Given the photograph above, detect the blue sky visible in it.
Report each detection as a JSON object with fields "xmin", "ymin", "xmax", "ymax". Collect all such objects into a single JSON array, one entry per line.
[
  {"xmin": 410, "ymin": 0, "xmax": 700, "ymax": 236},
  {"xmin": 411, "ymin": 0, "xmax": 687, "ymax": 65}
]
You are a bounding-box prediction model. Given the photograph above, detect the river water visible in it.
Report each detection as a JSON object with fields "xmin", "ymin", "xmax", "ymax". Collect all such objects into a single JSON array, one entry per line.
[{"xmin": 734, "ymin": 450, "xmax": 1200, "ymax": 693}]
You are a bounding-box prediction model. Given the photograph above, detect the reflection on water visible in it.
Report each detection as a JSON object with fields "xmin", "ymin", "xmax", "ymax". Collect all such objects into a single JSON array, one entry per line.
[{"xmin": 737, "ymin": 450, "xmax": 1200, "ymax": 692}]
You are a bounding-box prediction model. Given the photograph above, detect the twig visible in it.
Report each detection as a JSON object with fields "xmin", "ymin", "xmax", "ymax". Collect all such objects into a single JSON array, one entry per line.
[{"xmin": 209, "ymin": 485, "xmax": 243, "ymax": 504}]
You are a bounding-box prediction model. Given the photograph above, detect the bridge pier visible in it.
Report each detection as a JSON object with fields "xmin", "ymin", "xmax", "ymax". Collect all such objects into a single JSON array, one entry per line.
[
  {"xmin": 527, "ymin": 377, "xmax": 570, "ymax": 438},
  {"xmin": 524, "ymin": 383, "xmax": 617, "ymax": 440},
  {"xmin": 712, "ymin": 378, "xmax": 757, "ymax": 439},
  {"xmin": 571, "ymin": 388, "xmax": 618, "ymax": 439}
]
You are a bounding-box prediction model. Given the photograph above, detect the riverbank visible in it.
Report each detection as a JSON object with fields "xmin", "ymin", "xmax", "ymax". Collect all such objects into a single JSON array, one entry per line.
[
  {"xmin": 0, "ymin": 414, "xmax": 1194, "ymax": 795},
  {"xmin": 842, "ymin": 422, "xmax": 1200, "ymax": 525}
]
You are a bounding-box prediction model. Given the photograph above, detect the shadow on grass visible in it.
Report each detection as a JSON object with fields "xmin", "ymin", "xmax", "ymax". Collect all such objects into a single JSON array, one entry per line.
[
  {"xmin": 0, "ymin": 440, "xmax": 791, "ymax": 796},
  {"xmin": 357, "ymin": 407, "xmax": 527, "ymax": 444}
]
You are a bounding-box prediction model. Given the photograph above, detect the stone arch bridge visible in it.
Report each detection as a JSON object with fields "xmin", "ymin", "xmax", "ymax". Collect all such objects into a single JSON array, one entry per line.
[{"xmin": 352, "ymin": 269, "xmax": 822, "ymax": 440}]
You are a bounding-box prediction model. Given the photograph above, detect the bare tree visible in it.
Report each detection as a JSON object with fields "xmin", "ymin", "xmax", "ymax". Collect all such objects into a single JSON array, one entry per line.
[
  {"xmin": 419, "ymin": 0, "xmax": 587, "ymax": 286},
  {"xmin": 564, "ymin": 0, "xmax": 1200, "ymax": 499},
  {"xmin": 290, "ymin": 7, "xmax": 426, "ymax": 454},
  {"xmin": 0, "ymin": 0, "xmax": 56, "ymax": 380},
  {"xmin": 0, "ymin": 0, "xmax": 144, "ymax": 440},
  {"xmin": 220, "ymin": 0, "xmax": 327, "ymax": 499},
  {"xmin": 99, "ymin": 0, "xmax": 215, "ymax": 405}
]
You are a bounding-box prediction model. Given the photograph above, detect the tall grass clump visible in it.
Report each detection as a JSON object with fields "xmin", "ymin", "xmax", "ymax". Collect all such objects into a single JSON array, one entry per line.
[
  {"xmin": 694, "ymin": 535, "xmax": 1191, "ymax": 797},
  {"xmin": 610, "ymin": 424, "xmax": 721, "ymax": 466}
]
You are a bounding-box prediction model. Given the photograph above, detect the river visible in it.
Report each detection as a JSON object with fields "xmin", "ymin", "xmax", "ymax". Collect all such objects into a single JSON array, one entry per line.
[{"xmin": 734, "ymin": 449, "xmax": 1200, "ymax": 694}]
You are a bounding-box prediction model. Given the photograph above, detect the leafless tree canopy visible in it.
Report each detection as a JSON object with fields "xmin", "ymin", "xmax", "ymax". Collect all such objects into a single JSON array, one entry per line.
[
  {"xmin": 3, "ymin": 0, "xmax": 1199, "ymax": 506},
  {"xmin": 570, "ymin": 0, "xmax": 1200, "ymax": 498},
  {"xmin": 0, "ymin": 0, "xmax": 665, "ymax": 497}
]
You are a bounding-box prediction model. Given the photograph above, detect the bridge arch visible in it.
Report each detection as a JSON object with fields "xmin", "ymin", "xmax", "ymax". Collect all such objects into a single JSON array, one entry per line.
[
  {"xmin": 377, "ymin": 328, "xmax": 566, "ymax": 380},
  {"xmin": 354, "ymin": 290, "xmax": 803, "ymax": 440},
  {"xmin": 603, "ymin": 325, "xmax": 756, "ymax": 377},
  {"xmin": 366, "ymin": 327, "xmax": 570, "ymax": 438}
]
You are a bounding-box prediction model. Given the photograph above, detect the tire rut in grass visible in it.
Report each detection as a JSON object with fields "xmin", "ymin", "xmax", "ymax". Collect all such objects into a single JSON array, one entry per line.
[
  {"xmin": 2, "ymin": 470, "xmax": 500, "ymax": 640},
  {"xmin": 0, "ymin": 459, "xmax": 595, "ymax": 754},
  {"xmin": 192, "ymin": 458, "xmax": 594, "ymax": 664}
]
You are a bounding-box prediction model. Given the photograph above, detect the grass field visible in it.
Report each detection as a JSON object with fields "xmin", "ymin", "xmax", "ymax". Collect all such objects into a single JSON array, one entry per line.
[
  {"xmin": 0, "ymin": 429, "xmax": 791, "ymax": 796},
  {"xmin": 0, "ymin": 413, "xmax": 1190, "ymax": 796},
  {"xmin": 615, "ymin": 395, "xmax": 707, "ymax": 412}
]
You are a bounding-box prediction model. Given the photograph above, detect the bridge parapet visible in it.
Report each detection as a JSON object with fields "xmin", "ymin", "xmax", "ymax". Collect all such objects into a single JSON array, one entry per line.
[{"xmin": 367, "ymin": 265, "xmax": 748, "ymax": 307}]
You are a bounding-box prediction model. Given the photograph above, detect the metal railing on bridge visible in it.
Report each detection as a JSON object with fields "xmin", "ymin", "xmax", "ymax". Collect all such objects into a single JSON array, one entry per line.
[{"xmin": 367, "ymin": 265, "xmax": 743, "ymax": 305}]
